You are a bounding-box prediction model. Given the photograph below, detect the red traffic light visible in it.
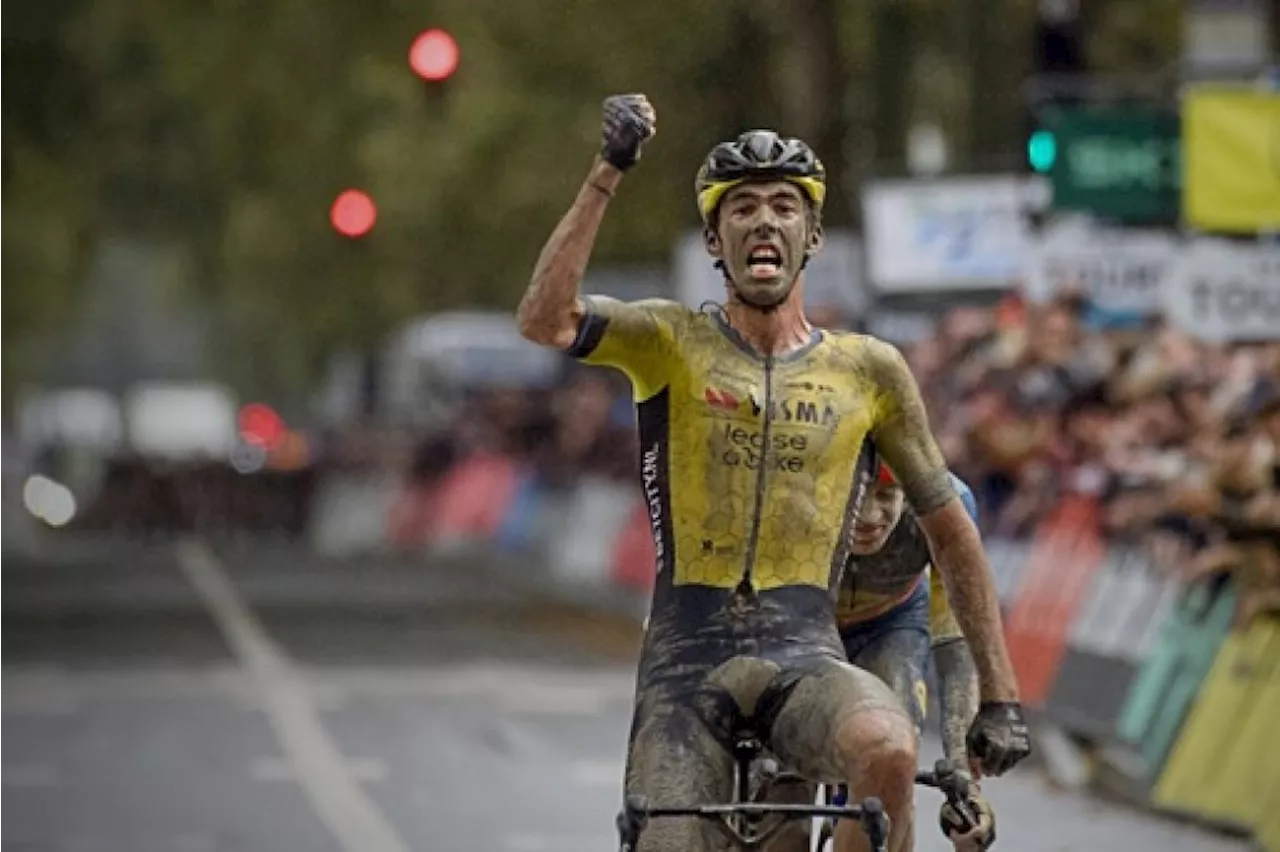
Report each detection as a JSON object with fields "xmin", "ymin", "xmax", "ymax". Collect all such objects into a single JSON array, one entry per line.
[
  {"xmin": 409, "ymin": 29, "xmax": 459, "ymax": 82},
  {"xmin": 238, "ymin": 403, "xmax": 284, "ymax": 449},
  {"xmin": 330, "ymin": 189, "xmax": 377, "ymax": 238}
]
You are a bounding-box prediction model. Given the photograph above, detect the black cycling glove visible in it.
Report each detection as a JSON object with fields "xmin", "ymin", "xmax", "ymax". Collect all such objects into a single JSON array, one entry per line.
[
  {"xmin": 966, "ymin": 701, "xmax": 1031, "ymax": 777},
  {"xmin": 601, "ymin": 94, "xmax": 655, "ymax": 171}
]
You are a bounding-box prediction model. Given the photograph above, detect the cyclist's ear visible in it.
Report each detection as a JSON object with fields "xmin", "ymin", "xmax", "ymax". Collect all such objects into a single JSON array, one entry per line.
[
  {"xmin": 805, "ymin": 220, "xmax": 825, "ymax": 258},
  {"xmin": 703, "ymin": 224, "xmax": 723, "ymax": 259}
]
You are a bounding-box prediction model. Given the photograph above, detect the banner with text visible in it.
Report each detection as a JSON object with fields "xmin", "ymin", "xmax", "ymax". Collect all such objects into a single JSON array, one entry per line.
[
  {"xmin": 862, "ymin": 176, "xmax": 1043, "ymax": 292},
  {"xmin": 1162, "ymin": 240, "xmax": 1280, "ymax": 342},
  {"xmin": 1026, "ymin": 219, "xmax": 1176, "ymax": 314}
]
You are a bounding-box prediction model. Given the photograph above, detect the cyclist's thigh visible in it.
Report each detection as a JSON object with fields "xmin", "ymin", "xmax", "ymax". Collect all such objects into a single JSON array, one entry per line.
[
  {"xmin": 767, "ymin": 656, "xmax": 909, "ymax": 785},
  {"xmin": 626, "ymin": 684, "xmax": 735, "ymax": 852},
  {"xmin": 850, "ymin": 626, "xmax": 931, "ymax": 734}
]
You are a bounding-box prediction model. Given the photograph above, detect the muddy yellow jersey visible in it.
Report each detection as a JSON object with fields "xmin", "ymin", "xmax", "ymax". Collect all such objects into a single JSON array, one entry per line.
[{"xmin": 569, "ymin": 296, "xmax": 911, "ymax": 595}]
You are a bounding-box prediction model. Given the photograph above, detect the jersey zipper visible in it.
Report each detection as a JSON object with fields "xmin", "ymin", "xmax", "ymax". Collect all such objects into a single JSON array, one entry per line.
[{"xmin": 739, "ymin": 355, "xmax": 774, "ymax": 593}]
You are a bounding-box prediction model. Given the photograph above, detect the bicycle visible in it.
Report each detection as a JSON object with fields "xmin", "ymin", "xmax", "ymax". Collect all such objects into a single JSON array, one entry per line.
[{"xmin": 615, "ymin": 720, "xmax": 981, "ymax": 852}]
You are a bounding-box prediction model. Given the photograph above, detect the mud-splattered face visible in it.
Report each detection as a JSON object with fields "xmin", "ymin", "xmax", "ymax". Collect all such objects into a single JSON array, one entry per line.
[
  {"xmin": 705, "ymin": 181, "xmax": 822, "ymax": 309},
  {"xmin": 850, "ymin": 480, "xmax": 906, "ymax": 554}
]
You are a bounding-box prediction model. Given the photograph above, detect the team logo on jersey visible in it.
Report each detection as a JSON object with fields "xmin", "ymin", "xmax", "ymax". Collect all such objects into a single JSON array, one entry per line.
[{"xmin": 747, "ymin": 393, "xmax": 840, "ymax": 427}]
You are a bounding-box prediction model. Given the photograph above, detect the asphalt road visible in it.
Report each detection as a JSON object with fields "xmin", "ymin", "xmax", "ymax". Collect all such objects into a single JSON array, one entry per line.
[{"xmin": 3, "ymin": 540, "xmax": 1251, "ymax": 852}]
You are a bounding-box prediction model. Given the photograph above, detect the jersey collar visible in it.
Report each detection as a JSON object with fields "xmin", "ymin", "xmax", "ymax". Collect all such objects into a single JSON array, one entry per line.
[{"xmin": 710, "ymin": 310, "xmax": 824, "ymax": 363}]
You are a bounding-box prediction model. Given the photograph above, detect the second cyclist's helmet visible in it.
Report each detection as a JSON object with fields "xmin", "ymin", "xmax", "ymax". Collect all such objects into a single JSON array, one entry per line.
[{"xmin": 695, "ymin": 130, "xmax": 827, "ymax": 224}]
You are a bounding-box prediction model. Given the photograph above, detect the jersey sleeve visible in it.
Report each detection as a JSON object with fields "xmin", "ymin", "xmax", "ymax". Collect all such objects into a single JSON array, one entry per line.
[
  {"xmin": 567, "ymin": 296, "xmax": 682, "ymax": 401},
  {"xmin": 928, "ymin": 472, "xmax": 979, "ymax": 644},
  {"xmin": 864, "ymin": 338, "xmax": 956, "ymax": 516}
]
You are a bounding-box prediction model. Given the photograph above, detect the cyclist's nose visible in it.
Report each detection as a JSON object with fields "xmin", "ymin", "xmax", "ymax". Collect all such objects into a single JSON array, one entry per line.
[{"xmin": 750, "ymin": 214, "xmax": 781, "ymax": 235}]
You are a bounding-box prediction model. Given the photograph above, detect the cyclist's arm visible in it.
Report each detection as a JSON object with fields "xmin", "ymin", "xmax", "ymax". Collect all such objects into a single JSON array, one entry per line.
[
  {"xmin": 517, "ymin": 156, "xmax": 623, "ymax": 350},
  {"xmin": 867, "ymin": 340, "xmax": 1019, "ymax": 704},
  {"xmin": 929, "ymin": 474, "xmax": 981, "ymax": 765}
]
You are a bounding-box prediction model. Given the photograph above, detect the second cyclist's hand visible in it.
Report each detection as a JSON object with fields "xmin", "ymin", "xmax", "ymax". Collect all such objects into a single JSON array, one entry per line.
[
  {"xmin": 966, "ymin": 701, "xmax": 1031, "ymax": 777},
  {"xmin": 941, "ymin": 785, "xmax": 996, "ymax": 851},
  {"xmin": 601, "ymin": 94, "xmax": 656, "ymax": 171}
]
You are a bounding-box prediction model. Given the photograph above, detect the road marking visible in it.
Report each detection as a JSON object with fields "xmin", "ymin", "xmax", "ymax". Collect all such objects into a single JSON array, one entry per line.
[
  {"xmin": 306, "ymin": 663, "xmax": 635, "ymax": 705},
  {"xmin": 502, "ymin": 833, "xmax": 605, "ymax": 852},
  {"xmin": 250, "ymin": 757, "xmax": 388, "ymax": 784},
  {"xmin": 3, "ymin": 663, "xmax": 635, "ymax": 714},
  {"xmin": 3, "ymin": 764, "xmax": 61, "ymax": 787},
  {"xmin": 175, "ymin": 540, "xmax": 408, "ymax": 852}
]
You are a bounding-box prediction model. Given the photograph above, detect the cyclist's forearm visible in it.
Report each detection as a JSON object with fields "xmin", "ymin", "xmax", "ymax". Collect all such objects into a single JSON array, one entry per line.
[
  {"xmin": 933, "ymin": 637, "xmax": 979, "ymax": 763},
  {"xmin": 918, "ymin": 502, "xmax": 1019, "ymax": 703},
  {"xmin": 518, "ymin": 157, "xmax": 622, "ymax": 346}
]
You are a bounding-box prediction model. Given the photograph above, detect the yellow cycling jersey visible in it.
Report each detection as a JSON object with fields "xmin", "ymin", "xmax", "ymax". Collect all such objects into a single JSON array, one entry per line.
[{"xmin": 570, "ymin": 295, "xmax": 915, "ymax": 594}]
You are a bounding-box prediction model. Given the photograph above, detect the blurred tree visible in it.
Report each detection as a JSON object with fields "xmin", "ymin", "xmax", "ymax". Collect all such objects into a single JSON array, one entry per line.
[
  {"xmin": 2, "ymin": 0, "xmax": 1191, "ymax": 402},
  {"xmin": 1085, "ymin": 0, "xmax": 1182, "ymax": 74},
  {"xmin": 2, "ymin": 1, "xmax": 95, "ymax": 394}
]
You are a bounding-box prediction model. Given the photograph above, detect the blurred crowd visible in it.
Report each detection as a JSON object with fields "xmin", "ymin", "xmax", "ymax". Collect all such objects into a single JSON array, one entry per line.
[
  {"xmin": 906, "ymin": 291, "xmax": 1279, "ymax": 626},
  {"xmin": 405, "ymin": 366, "xmax": 639, "ymax": 490}
]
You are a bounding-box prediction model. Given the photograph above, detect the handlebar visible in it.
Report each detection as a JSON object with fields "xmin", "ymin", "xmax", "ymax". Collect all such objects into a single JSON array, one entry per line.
[{"xmin": 915, "ymin": 759, "xmax": 980, "ymax": 834}]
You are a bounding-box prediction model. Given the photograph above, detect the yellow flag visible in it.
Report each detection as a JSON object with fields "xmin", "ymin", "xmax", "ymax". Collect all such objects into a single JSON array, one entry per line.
[{"xmin": 1183, "ymin": 86, "xmax": 1280, "ymax": 233}]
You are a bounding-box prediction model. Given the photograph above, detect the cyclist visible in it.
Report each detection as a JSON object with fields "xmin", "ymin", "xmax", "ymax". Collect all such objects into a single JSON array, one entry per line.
[
  {"xmin": 779, "ymin": 449, "xmax": 996, "ymax": 852},
  {"xmin": 516, "ymin": 93, "xmax": 1030, "ymax": 852},
  {"xmin": 831, "ymin": 446, "xmax": 997, "ymax": 850}
]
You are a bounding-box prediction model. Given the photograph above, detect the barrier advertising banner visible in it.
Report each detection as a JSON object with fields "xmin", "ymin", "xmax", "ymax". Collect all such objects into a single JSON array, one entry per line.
[
  {"xmin": 862, "ymin": 176, "xmax": 1041, "ymax": 292},
  {"xmin": 1004, "ymin": 494, "xmax": 1107, "ymax": 707},
  {"xmin": 1162, "ymin": 240, "xmax": 1280, "ymax": 342},
  {"xmin": 1026, "ymin": 219, "xmax": 1176, "ymax": 314}
]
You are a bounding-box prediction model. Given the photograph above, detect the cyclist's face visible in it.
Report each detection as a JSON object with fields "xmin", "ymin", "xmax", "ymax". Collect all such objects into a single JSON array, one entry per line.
[
  {"xmin": 709, "ymin": 181, "xmax": 818, "ymax": 308},
  {"xmin": 850, "ymin": 481, "xmax": 905, "ymax": 554}
]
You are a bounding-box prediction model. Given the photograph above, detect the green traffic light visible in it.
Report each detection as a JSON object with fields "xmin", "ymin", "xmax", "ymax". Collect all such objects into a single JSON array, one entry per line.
[{"xmin": 1027, "ymin": 129, "xmax": 1057, "ymax": 172}]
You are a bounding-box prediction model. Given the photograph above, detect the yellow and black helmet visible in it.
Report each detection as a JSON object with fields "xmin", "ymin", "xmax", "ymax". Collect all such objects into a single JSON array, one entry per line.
[{"xmin": 695, "ymin": 130, "xmax": 827, "ymax": 223}]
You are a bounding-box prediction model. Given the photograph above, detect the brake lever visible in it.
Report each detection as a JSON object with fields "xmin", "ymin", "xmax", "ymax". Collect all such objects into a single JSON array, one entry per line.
[{"xmin": 932, "ymin": 760, "xmax": 980, "ymax": 834}]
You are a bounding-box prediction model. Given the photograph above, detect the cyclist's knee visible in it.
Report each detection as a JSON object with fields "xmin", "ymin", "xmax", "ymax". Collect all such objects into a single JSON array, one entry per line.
[{"xmin": 834, "ymin": 708, "xmax": 917, "ymax": 805}]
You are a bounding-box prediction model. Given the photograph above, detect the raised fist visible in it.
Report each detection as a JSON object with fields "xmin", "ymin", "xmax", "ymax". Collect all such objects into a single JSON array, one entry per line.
[{"xmin": 601, "ymin": 93, "xmax": 656, "ymax": 172}]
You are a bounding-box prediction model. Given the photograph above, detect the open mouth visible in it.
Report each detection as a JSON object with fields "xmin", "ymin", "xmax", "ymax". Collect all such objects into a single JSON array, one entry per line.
[
  {"xmin": 746, "ymin": 245, "xmax": 782, "ymax": 279},
  {"xmin": 853, "ymin": 524, "xmax": 886, "ymax": 542}
]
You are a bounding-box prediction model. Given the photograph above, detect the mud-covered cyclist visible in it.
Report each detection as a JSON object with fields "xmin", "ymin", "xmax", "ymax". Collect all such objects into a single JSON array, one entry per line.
[
  {"xmin": 830, "ymin": 454, "xmax": 998, "ymax": 851},
  {"xmin": 516, "ymin": 94, "xmax": 1031, "ymax": 852}
]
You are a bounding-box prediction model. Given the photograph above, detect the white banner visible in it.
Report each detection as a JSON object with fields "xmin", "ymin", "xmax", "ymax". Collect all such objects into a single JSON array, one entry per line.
[
  {"xmin": 1162, "ymin": 240, "xmax": 1280, "ymax": 341},
  {"xmin": 1027, "ymin": 219, "xmax": 1176, "ymax": 313},
  {"xmin": 673, "ymin": 228, "xmax": 866, "ymax": 317},
  {"xmin": 862, "ymin": 176, "xmax": 1042, "ymax": 292}
]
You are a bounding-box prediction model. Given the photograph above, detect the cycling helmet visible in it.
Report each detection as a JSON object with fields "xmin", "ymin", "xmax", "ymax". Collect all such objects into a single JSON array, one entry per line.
[
  {"xmin": 858, "ymin": 439, "xmax": 896, "ymax": 486},
  {"xmin": 695, "ymin": 130, "xmax": 827, "ymax": 223}
]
